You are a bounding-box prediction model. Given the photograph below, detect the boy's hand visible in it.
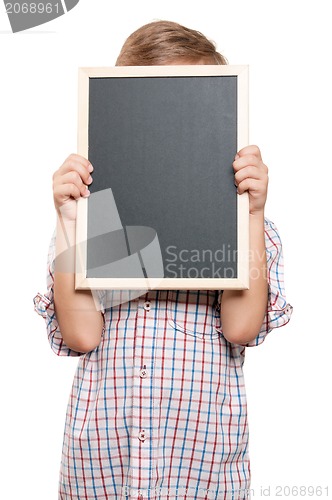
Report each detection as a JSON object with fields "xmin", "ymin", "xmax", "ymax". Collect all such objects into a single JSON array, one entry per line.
[
  {"xmin": 53, "ymin": 154, "xmax": 93, "ymax": 221},
  {"xmin": 233, "ymin": 145, "xmax": 268, "ymax": 216}
]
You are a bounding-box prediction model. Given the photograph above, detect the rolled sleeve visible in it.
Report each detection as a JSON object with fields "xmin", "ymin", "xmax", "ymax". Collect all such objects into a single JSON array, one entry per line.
[
  {"xmin": 33, "ymin": 232, "xmax": 82, "ymax": 357},
  {"xmin": 246, "ymin": 218, "xmax": 293, "ymax": 347}
]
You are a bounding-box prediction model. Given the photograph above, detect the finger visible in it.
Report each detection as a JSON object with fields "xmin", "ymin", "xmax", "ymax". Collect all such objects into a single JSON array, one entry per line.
[
  {"xmin": 234, "ymin": 165, "xmax": 266, "ymax": 186},
  {"xmin": 233, "ymin": 154, "xmax": 263, "ymax": 172},
  {"xmin": 236, "ymin": 145, "xmax": 262, "ymax": 160},
  {"xmin": 64, "ymin": 153, "xmax": 92, "ymax": 170},
  {"xmin": 236, "ymin": 178, "xmax": 265, "ymax": 196},
  {"xmin": 56, "ymin": 155, "xmax": 93, "ymax": 185},
  {"xmin": 54, "ymin": 170, "xmax": 92, "ymax": 197},
  {"xmin": 53, "ymin": 164, "xmax": 92, "ymax": 189},
  {"xmin": 54, "ymin": 183, "xmax": 83, "ymax": 204}
]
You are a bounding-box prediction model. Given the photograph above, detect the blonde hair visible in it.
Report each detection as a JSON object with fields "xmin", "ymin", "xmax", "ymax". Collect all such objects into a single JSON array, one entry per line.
[{"xmin": 116, "ymin": 20, "xmax": 227, "ymax": 66}]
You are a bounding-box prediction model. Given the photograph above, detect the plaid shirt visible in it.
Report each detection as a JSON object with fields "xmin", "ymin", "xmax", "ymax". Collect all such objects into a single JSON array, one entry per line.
[{"xmin": 34, "ymin": 218, "xmax": 292, "ymax": 500}]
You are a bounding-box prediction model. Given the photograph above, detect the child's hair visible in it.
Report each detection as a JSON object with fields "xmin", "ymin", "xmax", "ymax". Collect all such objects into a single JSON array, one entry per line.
[{"xmin": 115, "ymin": 20, "xmax": 227, "ymax": 66}]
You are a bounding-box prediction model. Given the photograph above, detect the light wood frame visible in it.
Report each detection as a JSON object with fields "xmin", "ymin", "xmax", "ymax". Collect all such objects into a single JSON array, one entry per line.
[{"xmin": 76, "ymin": 65, "xmax": 249, "ymax": 290}]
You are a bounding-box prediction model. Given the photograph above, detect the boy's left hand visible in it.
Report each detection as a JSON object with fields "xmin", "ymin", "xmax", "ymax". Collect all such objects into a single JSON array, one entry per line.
[{"xmin": 233, "ymin": 145, "xmax": 268, "ymax": 216}]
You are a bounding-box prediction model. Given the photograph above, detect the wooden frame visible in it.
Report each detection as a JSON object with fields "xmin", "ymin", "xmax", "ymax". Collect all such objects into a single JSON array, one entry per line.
[{"xmin": 76, "ymin": 65, "xmax": 249, "ymax": 290}]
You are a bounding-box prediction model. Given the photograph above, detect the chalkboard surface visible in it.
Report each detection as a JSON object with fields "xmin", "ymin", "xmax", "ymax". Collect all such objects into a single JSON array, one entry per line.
[{"xmin": 76, "ymin": 66, "xmax": 249, "ymax": 290}]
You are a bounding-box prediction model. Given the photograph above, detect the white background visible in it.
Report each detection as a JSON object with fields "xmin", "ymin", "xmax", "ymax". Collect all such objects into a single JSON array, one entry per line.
[{"xmin": 0, "ymin": 0, "xmax": 331, "ymax": 498}]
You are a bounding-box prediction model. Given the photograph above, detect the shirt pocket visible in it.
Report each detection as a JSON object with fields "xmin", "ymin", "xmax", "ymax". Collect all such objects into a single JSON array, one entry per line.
[{"xmin": 166, "ymin": 290, "xmax": 222, "ymax": 340}]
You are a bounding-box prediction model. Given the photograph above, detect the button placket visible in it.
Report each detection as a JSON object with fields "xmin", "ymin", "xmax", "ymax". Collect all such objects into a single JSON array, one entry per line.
[{"xmin": 130, "ymin": 296, "xmax": 156, "ymax": 493}]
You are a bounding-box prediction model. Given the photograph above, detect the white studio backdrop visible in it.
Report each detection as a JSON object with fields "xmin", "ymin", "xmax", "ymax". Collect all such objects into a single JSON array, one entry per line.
[{"xmin": 0, "ymin": 0, "xmax": 331, "ymax": 498}]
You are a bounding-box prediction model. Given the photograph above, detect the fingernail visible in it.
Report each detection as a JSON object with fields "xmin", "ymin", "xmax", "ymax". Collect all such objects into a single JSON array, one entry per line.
[
  {"xmin": 234, "ymin": 154, "xmax": 240, "ymax": 160},
  {"xmin": 83, "ymin": 189, "xmax": 90, "ymax": 197},
  {"xmin": 88, "ymin": 163, "xmax": 93, "ymax": 172},
  {"xmin": 87, "ymin": 175, "xmax": 93, "ymax": 184}
]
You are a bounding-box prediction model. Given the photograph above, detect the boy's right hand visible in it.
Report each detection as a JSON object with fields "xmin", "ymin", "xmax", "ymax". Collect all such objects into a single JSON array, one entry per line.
[{"xmin": 53, "ymin": 154, "xmax": 93, "ymax": 221}]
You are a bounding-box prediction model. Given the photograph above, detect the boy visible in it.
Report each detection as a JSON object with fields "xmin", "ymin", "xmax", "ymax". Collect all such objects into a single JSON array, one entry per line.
[{"xmin": 34, "ymin": 20, "xmax": 292, "ymax": 500}]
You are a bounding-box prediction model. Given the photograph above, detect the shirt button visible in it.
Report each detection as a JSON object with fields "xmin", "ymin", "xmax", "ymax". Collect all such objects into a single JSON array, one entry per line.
[
  {"xmin": 143, "ymin": 301, "xmax": 151, "ymax": 311},
  {"xmin": 139, "ymin": 368, "xmax": 147, "ymax": 378},
  {"xmin": 138, "ymin": 430, "xmax": 146, "ymax": 441}
]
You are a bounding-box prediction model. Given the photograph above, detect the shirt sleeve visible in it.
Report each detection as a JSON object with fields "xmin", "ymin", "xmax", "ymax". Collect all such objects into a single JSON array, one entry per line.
[
  {"xmin": 33, "ymin": 231, "xmax": 83, "ymax": 357},
  {"xmin": 245, "ymin": 218, "xmax": 293, "ymax": 347}
]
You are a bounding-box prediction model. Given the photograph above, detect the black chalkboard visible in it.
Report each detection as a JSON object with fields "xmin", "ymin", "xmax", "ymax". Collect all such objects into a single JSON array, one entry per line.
[{"xmin": 76, "ymin": 66, "xmax": 249, "ymax": 290}]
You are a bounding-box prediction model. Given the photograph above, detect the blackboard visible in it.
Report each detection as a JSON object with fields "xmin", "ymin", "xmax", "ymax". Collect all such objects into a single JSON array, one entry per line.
[{"xmin": 76, "ymin": 65, "xmax": 249, "ymax": 290}]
